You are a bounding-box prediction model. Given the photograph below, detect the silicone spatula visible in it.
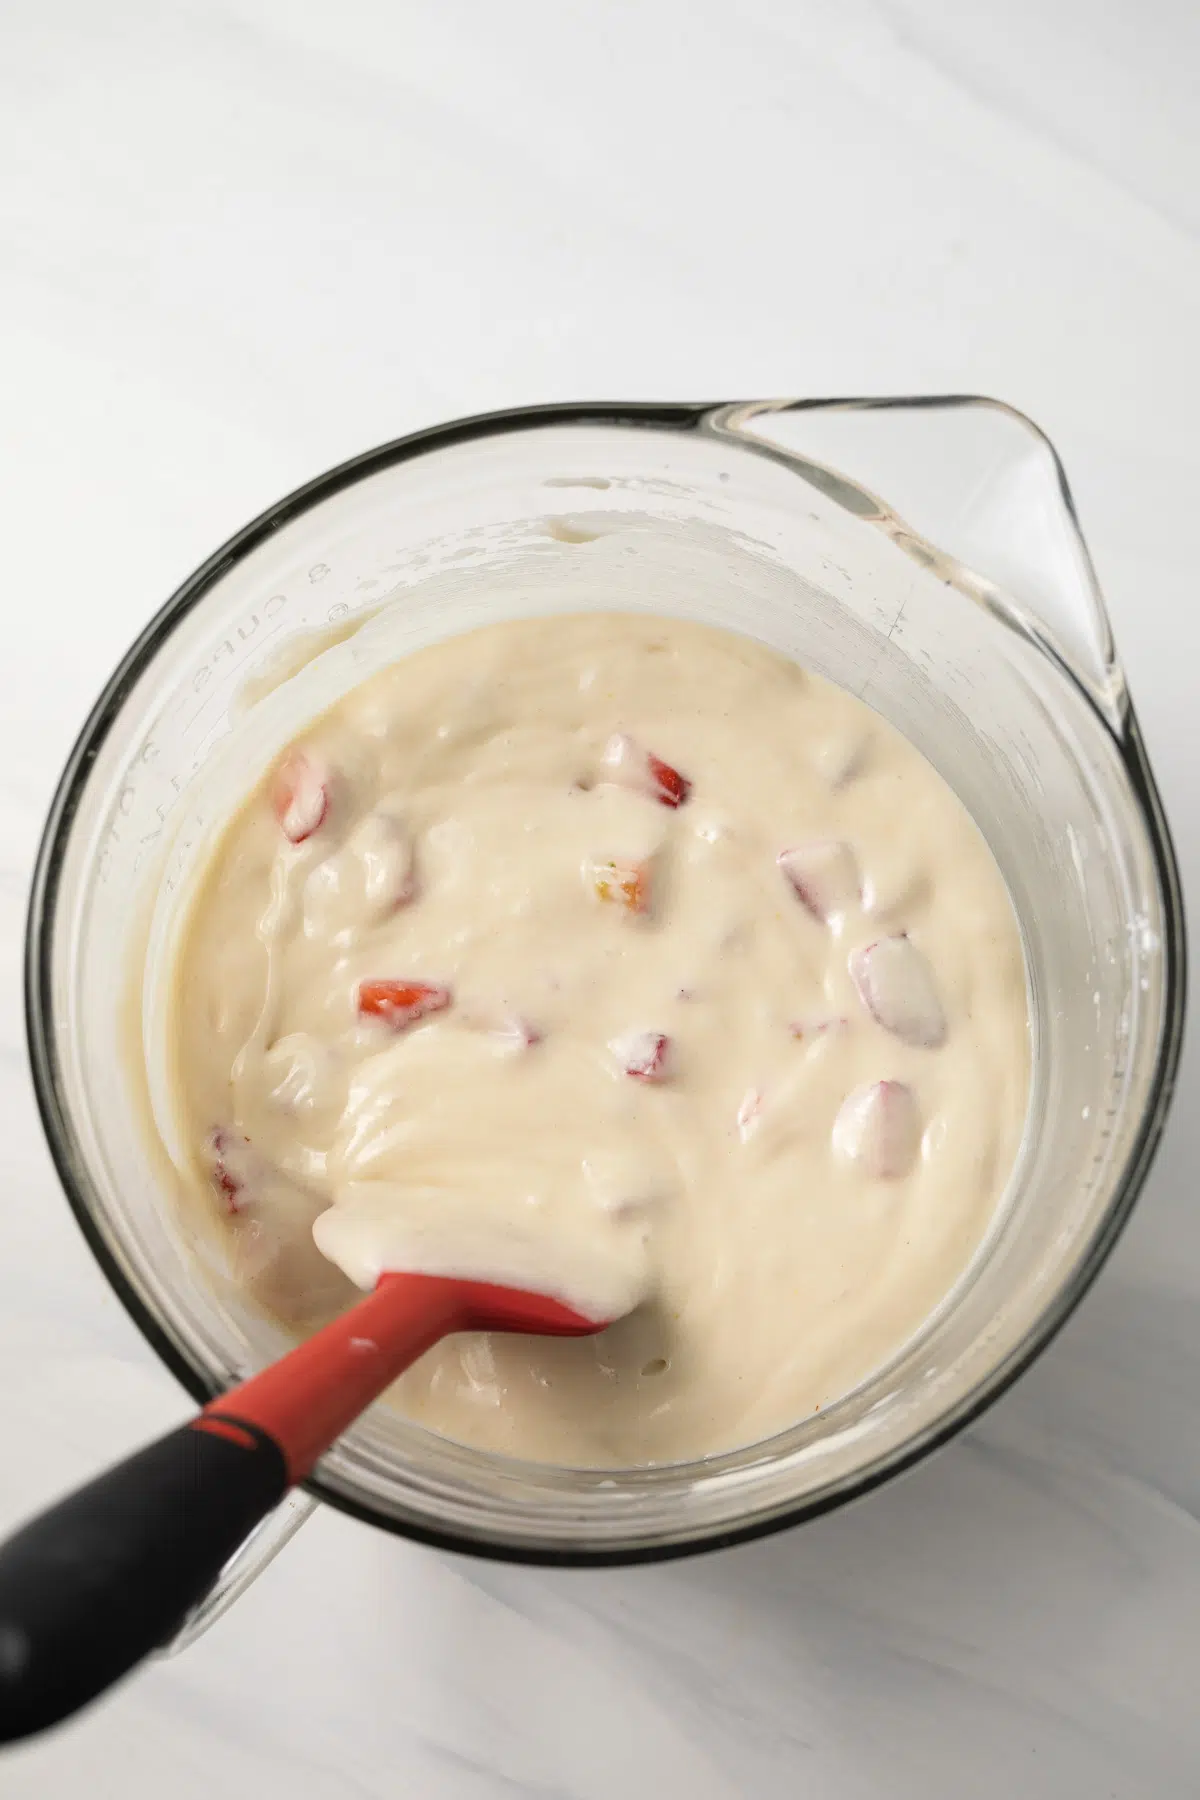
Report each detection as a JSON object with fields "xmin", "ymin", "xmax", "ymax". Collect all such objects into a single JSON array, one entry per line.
[{"xmin": 0, "ymin": 1271, "xmax": 611, "ymax": 1743}]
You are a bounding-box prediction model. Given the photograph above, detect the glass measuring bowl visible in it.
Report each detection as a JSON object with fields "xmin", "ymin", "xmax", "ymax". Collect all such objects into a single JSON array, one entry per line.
[{"xmin": 26, "ymin": 398, "xmax": 1184, "ymax": 1628}]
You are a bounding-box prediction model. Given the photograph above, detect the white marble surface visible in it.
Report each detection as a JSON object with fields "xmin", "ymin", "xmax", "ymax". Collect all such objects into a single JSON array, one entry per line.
[{"xmin": 2, "ymin": 0, "xmax": 1199, "ymax": 1791}]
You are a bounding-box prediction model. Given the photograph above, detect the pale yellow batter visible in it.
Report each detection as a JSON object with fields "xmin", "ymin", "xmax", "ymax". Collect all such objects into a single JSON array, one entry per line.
[{"xmin": 166, "ymin": 613, "xmax": 1029, "ymax": 1466}]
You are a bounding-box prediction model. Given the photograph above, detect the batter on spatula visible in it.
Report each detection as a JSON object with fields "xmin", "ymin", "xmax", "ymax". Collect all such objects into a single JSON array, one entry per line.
[{"xmin": 164, "ymin": 613, "xmax": 1029, "ymax": 1466}]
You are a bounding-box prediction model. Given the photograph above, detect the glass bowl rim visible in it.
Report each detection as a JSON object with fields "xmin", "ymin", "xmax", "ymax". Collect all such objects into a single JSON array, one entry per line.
[{"xmin": 24, "ymin": 395, "xmax": 1188, "ymax": 1565}]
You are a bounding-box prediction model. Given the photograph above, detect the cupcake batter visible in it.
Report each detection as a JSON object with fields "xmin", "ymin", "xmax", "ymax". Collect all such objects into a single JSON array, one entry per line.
[{"xmin": 165, "ymin": 613, "xmax": 1029, "ymax": 1466}]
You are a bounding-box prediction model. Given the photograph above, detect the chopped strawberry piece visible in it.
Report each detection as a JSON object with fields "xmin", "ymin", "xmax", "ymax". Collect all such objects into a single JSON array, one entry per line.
[
  {"xmin": 832, "ymin": 1080, "xmax": 921, "ymax": 1178},
  {"xmin": 610, "ymin": 1029, "xmax": 673, "ymax": 1082},
  {"xmin": 357, "ymin": 979, "xmax": 452, "ymax": 1030},
  {"xmin": 778, "ymin": 842, "xmax": 861, "ymax": 924},
  {"xmin": 272, "ymin": 750, "xmax": 329, "ymax": 844},
  {"xmin": 849, "ymin": 935, "xmax": 946, "ymax": 1048},
  {"xmin": 646, "ymin": 750, "xmax": 690, "ymax": 808},
  {"xmin": 592, "ymin": 858, "xmax": 652, "ymax": 915},
  {"xmin": 204, "ymin": 1128, "xmax": 253, "ymax": 1214},
  {"xmin": 601, "ymin": 734, "xmax": 691, "ymax": 808}
]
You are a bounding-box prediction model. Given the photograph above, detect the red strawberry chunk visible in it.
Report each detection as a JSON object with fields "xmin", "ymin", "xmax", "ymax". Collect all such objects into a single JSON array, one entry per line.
[
  {"xmin": 204, "ymin": 1128, "xmax": 253, "ymax": 1214},
  {"xmin": 273, "ymin": 750, "xmax": 329, "ymax": 844},
  {"xmin": 610, "ymin": 1029, "xmax": 673, "ymax": 1082},
  {"xmin": 358, "ymin": 979, "xmax": 453, "ymax": 1030},
  {"xmin": 601, "ymin": 734, "xmax": 691, "ymax": 808},
  {"xmin": 646, "ymin": 750, "xmax": 690, "ymax": 808}
]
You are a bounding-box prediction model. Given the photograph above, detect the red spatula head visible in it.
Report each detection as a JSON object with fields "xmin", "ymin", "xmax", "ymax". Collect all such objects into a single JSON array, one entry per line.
[{"xmin": 198, "ymin": 1270, "xmax": 612, "ymax": 1484}]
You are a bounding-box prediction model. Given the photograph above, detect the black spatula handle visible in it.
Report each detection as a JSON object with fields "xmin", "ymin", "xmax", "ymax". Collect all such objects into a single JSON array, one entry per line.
[{"xmin": 0, "ymin": 1415, "xmax": 286, "ymax": 1744}]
